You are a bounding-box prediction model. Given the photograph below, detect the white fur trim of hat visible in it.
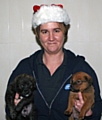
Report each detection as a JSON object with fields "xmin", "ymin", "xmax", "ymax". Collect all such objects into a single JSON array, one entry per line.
[{"xmin": 32, "ymin": 4, "xmax": 70, "ymax": 28}]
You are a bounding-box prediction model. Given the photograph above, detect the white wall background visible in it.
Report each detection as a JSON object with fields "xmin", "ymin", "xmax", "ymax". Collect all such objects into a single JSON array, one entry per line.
[{"xmin": 0, "ymin": 0, "xmax": 102, "ymax": 119}]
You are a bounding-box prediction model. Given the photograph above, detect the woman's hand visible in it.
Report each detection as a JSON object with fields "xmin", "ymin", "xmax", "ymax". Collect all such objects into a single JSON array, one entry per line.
[
  {"xmin": 74, "ymin": 92, "xmax": 92, "ymax": 116},
  {"xmin": 14, "ymin": 93, "xmax": 21, "ymax": 106}
]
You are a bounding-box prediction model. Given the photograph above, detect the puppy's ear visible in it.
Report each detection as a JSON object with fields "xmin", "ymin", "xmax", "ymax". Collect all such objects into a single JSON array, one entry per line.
[
  {"xmin": 13, "ymin": 75, "xmax": 20, "ymax": 91},
  {"xmin": 30, "ymin": 76, "xmax": 37, "ymax": 89},
  {"xmin": 70, "ymin": 76, "xmax": 73, "ymax": 84},
  {"xmin": 84, "ymin": 75, "xmax": 93, "ymax": 86}
]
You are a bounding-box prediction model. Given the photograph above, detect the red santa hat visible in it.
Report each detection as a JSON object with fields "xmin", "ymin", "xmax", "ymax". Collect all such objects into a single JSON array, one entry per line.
[{"xmin": 32, "ymin": 4, "xmax": 70, "ymax": 28}]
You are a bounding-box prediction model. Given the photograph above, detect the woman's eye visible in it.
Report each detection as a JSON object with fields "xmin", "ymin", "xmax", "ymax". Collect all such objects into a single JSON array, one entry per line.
[
  {"xmin": 41, "ymin": 30, "xmax": 48, "ymax": 34},
  {"xmin": 54, "ymin": 29, "xmax": 60, "ymax": 32}
]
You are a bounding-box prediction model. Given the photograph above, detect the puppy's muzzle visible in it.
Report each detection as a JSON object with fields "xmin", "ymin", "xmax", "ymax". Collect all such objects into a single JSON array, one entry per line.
[
  {"xmin": 22, "ymin": 90, "xmax": 32, "ymax": 97},
  {"xmin": 70, "ymin": 85, "xmax": 80, "ymax": 92}
]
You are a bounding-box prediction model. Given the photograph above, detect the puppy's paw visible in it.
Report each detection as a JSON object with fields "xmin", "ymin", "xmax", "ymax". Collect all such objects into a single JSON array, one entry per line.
[
  {"xmin": 10, "ymin": 110, "xmax": 17, "ymax": 119},
  {"xmin": 79, "ymin": 115, "xmax": 84, "ymax": 120},
  {"xmin": 64, "ymin": 109, "xmax": 72, "ymax": 115}
]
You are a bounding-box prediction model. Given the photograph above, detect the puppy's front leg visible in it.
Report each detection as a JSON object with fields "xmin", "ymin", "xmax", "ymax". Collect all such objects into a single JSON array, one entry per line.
[
  {"xmin": 9, "ymin": 106, "xmax": 17, "ymax": 120},
  {"xmin": 15, "ymin": 98, "xmax": 27, "ymax": 112},
  {"xmin": 16, "ymin": 95, "xmax": 33, "ymax": 112},
  {"xmin": 64, "ymin": 92, "xmax": 76, "ymax": 115},
  {"xmin": 5, "ymin": 84, "xmax": 18, "ymax": 119}
]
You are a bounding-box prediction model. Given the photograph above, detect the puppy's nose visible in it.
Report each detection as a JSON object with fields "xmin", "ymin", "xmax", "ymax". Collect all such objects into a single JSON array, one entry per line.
[
  {"xmin": 70, "ymin": 85, "xmax": 73, "ymax": 89},
  {"xmin": 23, "ymin": 90, "xmax": 31, "ymax": 97},
  {"xmin": 24, "ymin": 90, "xmax": 29, "ymax": 94}
]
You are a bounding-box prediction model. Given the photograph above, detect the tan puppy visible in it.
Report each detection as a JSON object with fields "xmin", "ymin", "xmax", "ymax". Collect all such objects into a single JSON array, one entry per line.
[{"xmin": 64, "ymin": 72, "xmax": 94, "ymax": 120}]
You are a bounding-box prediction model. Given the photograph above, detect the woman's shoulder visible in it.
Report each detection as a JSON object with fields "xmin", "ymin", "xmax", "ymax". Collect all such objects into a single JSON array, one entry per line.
[
  {"xmin": 13, "ymin": 49, "xmax": 42, "ymax": 72},
  {"xmin": 20, "ymin": 49, "xmax": 42, "ymax": 63},
  {"xmin": 64, "ymin": 49, "xmax": 85, "ymax": 60}
]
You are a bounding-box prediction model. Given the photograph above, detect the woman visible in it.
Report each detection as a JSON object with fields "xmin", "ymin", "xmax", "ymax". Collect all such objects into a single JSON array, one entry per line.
[{"xmin": 6, "ymin": 4, "xmax": 102, "ymax": 120}]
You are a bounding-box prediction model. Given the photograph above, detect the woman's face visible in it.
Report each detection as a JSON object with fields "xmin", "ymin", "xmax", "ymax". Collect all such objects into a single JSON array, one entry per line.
[{"xmin": 39, "ymin": 22, "xmax": 65, "ymax": 54}]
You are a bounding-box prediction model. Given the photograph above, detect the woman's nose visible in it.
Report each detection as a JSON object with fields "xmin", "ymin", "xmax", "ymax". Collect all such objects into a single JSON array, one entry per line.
[{"xmin": 49, "ymin": 32, "xmax": 54, "ymax": 41}]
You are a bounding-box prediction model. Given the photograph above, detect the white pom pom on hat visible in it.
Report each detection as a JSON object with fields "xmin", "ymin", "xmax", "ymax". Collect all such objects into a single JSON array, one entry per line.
[{"xmin": 32, "ymin": 4, "xmax": 70, "ymax": 28}]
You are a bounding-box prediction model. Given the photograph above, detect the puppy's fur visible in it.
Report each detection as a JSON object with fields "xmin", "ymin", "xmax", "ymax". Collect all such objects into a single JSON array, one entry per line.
[
  {"xmin": 64, "ymin": 72, "xmax": 94, "ymax": 120},
  {"xmin": 5, "ymin": 74, "xmax": 38, "ymax": 120}
]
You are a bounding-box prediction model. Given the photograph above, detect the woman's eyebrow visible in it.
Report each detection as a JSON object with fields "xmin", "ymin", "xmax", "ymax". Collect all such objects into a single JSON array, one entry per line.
[{"xmin": 40, "ymin": 29, "xmax": 48, "ymax": 32}]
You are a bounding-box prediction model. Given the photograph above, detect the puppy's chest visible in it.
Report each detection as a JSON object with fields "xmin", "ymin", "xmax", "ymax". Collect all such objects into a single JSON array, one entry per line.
[
  {"xmin": 21, "ymin": 103, "xmax": 33, "ymax": 117},
  {"xmin": 71, "ymin": 92, "xmax": 79, "ymax": 100}
]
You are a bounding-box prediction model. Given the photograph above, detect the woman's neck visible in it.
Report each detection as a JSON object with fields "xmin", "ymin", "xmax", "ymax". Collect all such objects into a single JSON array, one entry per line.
[
  {"xmin": 43, "ymin": 50, "xmax": 64, "ymax": 75},
  {"xmin": 43, "ymin": 50, "xmax": 64, "ymax": 63}
]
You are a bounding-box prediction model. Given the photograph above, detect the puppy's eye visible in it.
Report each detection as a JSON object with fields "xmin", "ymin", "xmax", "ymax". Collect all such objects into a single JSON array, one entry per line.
[
  {"xmin": 76, "ymin": 80, "xmax": 82, "ymax": 85},
  {"xmin": 19, "ymin": 84, "xmax": 24, "ymax": 88}
]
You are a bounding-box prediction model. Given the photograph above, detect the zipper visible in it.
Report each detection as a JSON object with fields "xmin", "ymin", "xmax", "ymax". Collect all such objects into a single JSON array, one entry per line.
[
  {"xmin": 33, "ymin": 71, "xmax": 51, "ymax": 114},
  {"xmin": 33, "ymin": 71, "xmax": 72, "ymax": 115},
  {"xmin": 33, "ymin": 71, "xmax": 49, "ymax": 108},
  {"xmin": 33, "ymin": 71, "xmax": 50, "ymax": 108}
]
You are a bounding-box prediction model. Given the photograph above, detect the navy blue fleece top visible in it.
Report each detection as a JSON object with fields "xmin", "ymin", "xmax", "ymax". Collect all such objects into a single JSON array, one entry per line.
[{"xmin": 6, "ymin": 49, "xmax": 102, "ymax": 120}]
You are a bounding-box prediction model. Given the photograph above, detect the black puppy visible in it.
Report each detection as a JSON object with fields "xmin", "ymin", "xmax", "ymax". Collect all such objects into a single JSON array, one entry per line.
[{"xmin": 5, "ymin": 74, "xmax": 38, "ymax": 120}]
